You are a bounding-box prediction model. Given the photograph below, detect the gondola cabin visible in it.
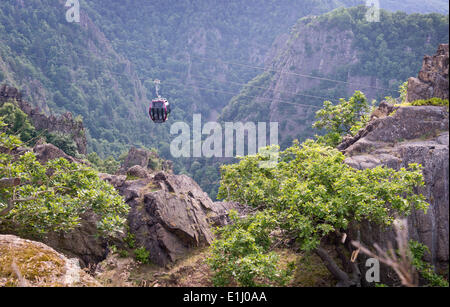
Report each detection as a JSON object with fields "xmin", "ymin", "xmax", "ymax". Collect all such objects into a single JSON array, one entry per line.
[{"xmin": 149, "ymin": 98, "xmax": 171, "ymax": 123}]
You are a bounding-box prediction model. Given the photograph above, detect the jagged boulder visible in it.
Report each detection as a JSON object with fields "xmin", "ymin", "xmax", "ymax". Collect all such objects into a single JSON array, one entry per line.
[
  {"xmin": 33, "ymin": 143, "xmax": 79, "ymax": 164},
  {"xmin": 339, "ymin": 102, "xmax": 449, "ymax": 279},
  {"xmin": 102, "ymin": 171, "xmax": 244, "ymax": 267},
  {"xmin": 120, "ymin": 147, "xmax": 151, "ymax": 171},
  {"xmin": 0, "ymin": 234, "xmax": 100, "ymax": 287},
  {"xmin": 406, "ymin": 44, "xmax": 449, "ymax": 102},
  {"xmin": 41, "ymin": 210, "xmax": 109, "ymax": 267},
  {"xmin": 126, "ymin": 165, "xmax": 149, "ymax": 179}
]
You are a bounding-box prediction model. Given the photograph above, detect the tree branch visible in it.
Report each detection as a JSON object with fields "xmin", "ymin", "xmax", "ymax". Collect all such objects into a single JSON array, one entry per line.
[
  {"xmin": 314, "ymin": 246, "xmax": 354, "ymax": 287},
  {"xmin": 0, "ymin": 177, "xmax": 20, "ymax": 188}
]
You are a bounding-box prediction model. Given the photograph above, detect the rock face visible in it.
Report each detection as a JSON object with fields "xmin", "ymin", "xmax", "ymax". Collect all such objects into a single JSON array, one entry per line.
[
  {"xmin": 118, "ymin": 146, "xmax": 173, "ymax": 174},
  {"xmin": 41, "ymin": 211, "xmax": 109, "ymax": 268},
  {"xmin": 121, "ymin": 147, "xmax": 151, "ymax": 170},
  {"xmin": 339, "ymin": 103, "xmax": 449, "ymax": 276},
  {"xmin": 101, "ymin": 171, "xmax": 243, "ymax": 267},
  {"xmin": 407, "ymin": 44, "xmax": 449, "ymax": 102},
  {"xmin": 0, "ymin": 234, "xmax": 99, "ymax": 287},
  {"xmin": 0, "ymin": 84, "xmax": 87, "ymax": 154},
  {"xmin": 33, "ymin": 143, "xmax": 83, "ymax": 165}
]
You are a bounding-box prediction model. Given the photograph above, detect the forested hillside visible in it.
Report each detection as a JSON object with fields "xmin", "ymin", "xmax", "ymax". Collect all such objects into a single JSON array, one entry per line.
[
  {"xmin": 0, "ymin": 0, "xmax": 364, "ymax": 196},
  {"xmin": 220, "ymin": 6, "xmax": 449, "ymax": 148}
]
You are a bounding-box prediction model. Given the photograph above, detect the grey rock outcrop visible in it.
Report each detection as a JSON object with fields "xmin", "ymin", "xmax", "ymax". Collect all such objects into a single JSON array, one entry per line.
[
  {"xmin": 101, "ymin": 171, "xmax": 244, "ymax": 267},
  {"xmin": 119, "ymin": 147, "xmax": 150, "ymax": 170},
  {"xmin": 339, "ymin": 103, "xmax": 449, "ymax": 276},
  {"xmin": 406, "ymin": 44, "xmax": 449, "ymax": 102},
  {"xmin": 126, "ymin": 165, "xmax": 149, "ymax": 179},
  {"xmin": 33, "ymin": 143, "xmax": 81, "ymax": 164}
]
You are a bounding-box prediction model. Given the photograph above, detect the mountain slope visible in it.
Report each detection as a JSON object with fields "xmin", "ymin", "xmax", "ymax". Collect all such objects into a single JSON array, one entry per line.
[
  {"xmin": 220, "ymin": 6, "xmax": 449, "ymax": 147},
  {"xmin": 0, "ymin": 0, "xmax": 150, "ymax": 157},
  {"xmin": 0, "ymin": 0, "xmax": 367, "ymax": 159}
]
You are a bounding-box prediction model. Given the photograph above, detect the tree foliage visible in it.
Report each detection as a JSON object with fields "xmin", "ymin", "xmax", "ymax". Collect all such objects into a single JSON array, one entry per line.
[
  {"xmin": 313, "ymin": 91, "xmax": 373, "ymax": 146},
  {"xmin": 409, "ymin": 240, "xmax": 449, "ymax": 287},
  {"xmin": 213, "ymin": 138, "xmax": 428, "ymax": 285},
  {"xmin": 0, "ymin": 118, "xmax": 128, "ymax": 237},
  {"xmin": 207, "ymin": 210, "xmax": 294, "ymax": 287},
  {"xmin": 0, "ymin": 102, "xmax": 37, "ymax": 144}
]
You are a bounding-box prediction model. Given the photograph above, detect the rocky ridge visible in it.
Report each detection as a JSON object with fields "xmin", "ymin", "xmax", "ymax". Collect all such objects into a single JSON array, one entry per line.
[
  {"xmin": 0, "ymin": 84, "xmax": 87, "ymax": 155},
  {"xmin": 339, "ymin": 44, "xmax": 449, "ymax": 278},
  {"xmin": 407, "ymin": 44, "xmax": 449, "ymax": 102},
  {"xmin": 101, "ymin": 147, "xmax": 244, "ymax": 266}
]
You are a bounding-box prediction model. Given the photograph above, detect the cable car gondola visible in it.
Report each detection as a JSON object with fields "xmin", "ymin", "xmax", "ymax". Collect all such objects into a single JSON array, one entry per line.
[
  {"xmin": 149, "ymin": 97, "xmax": 171, "ymax": 123},
  {"xmin": 149, "ymin": 79, "xmax": 171, "ymax": 123}
]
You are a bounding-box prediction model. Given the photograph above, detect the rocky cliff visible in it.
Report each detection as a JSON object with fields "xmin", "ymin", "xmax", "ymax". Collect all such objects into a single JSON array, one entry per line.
[
  {"xmin": 339, "ymin": 45, "xmax": 449, "ymax": 280},
  {"xmin": 407, "ymin": 44, "xmax": 449, "ymax": 102},
  {"xmin": 0, "ymin": 84, "xmax": 87, "ymax": 155},
  {"xmin": 101, "ymin": 147, "xmax": 244, "ymax": 267}
]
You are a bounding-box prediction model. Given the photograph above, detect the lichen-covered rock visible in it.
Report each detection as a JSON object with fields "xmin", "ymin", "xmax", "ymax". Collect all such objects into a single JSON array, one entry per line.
[
  {"xmin": 0, "ymin": 234, "xmax": 100, "ymax": 287},
  {"xmin": 406, "ymin": 44, "xmax": 449, "ymax": 102}
]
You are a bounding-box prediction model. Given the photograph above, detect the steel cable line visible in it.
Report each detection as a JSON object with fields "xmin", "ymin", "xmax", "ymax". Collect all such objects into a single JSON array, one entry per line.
[
  {"xmin": 188, "ymin": 54, "xmax": 397, "ymax": 93},
  {"xmin": 62, "ymin": 64, "xmax": 340, "ymax": 104},
  {"xmin": 160, "ymin": 79, "xmax": 323, "ymax": 110},
  {"xmin": 48, "ymin": 54, "xmax": 392, "ymax": 110},
  {"xmin": 145, "ymin": 67, "xmax": 341, "ymax": 102}
]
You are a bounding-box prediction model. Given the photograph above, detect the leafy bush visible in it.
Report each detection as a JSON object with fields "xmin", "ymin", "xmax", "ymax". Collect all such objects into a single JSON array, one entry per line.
[
  {"xmin": 313, "ymin": 91, "xmax": 373, "ymax": 147},
  {"xmin": 123, "ymin": 226, "xmax": 136, "ymax": 249},
  {"xmin": 216, "ymin": 139, "xmax": 428, "ymax": 285},
  {"xmin": 409, "ymin": 240, "xmax": 449, "ymax": 287},
  {"xmin": 45, "ymin": 132, "xmax": 78, "ymax": 157},
  {"xmin": 87, "ymin": 152, "xmax": 121, "ymax": 174},
  {"xmin": 0, "ymin": 118, "xmax": 129, "ymax": 237},
  {"xmin": 0, "ymin": 102, "xmax": 36, "ymax": 143},
  {"xmin": 207, "ymin": 210, "xmax": 294, "ymax": 287},
  {"xmin": 134, "ymin": 247, "xmax": 150, "ymax": 264},
  {"xmin": 118, "ymin": 249, "xmax": 129, "ymax": 258}
]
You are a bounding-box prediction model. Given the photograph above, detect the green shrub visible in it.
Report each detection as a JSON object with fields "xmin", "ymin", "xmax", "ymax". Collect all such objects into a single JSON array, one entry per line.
[
  {"xmin": 45, "ymin": 132, "xmax": 78, "ymax": 157},
  {"xmin": 410, "ymin": 98, "xmax": 449, "ymax": 107},
  {"xmin": 0, "ymin": 118, "xmax": 129, "ymax": 237},
  {"xmin": 118, "ymin": 249, "xmax": 129, "ymax": 258},
  {"xmin": 409, "ymin": 240, "xmax": 449, "ymax": 287},
  {"xmin": 0, "ymin": 102, "xmax": 36, "ymax": 143},
  {"xmin": 207, "ymin": 210, "xmax": 294, "ymax": 287},
  {"xmin": 124, "ymin": 229, "xmax": 136, "ymax": 249},
  {"xmin": 135, "ymin": 247, "xmax": 150, "ymax": 264},
  {"xmin": 313, "ymin": 91, "xmax": 373, "ymax": 147}
]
